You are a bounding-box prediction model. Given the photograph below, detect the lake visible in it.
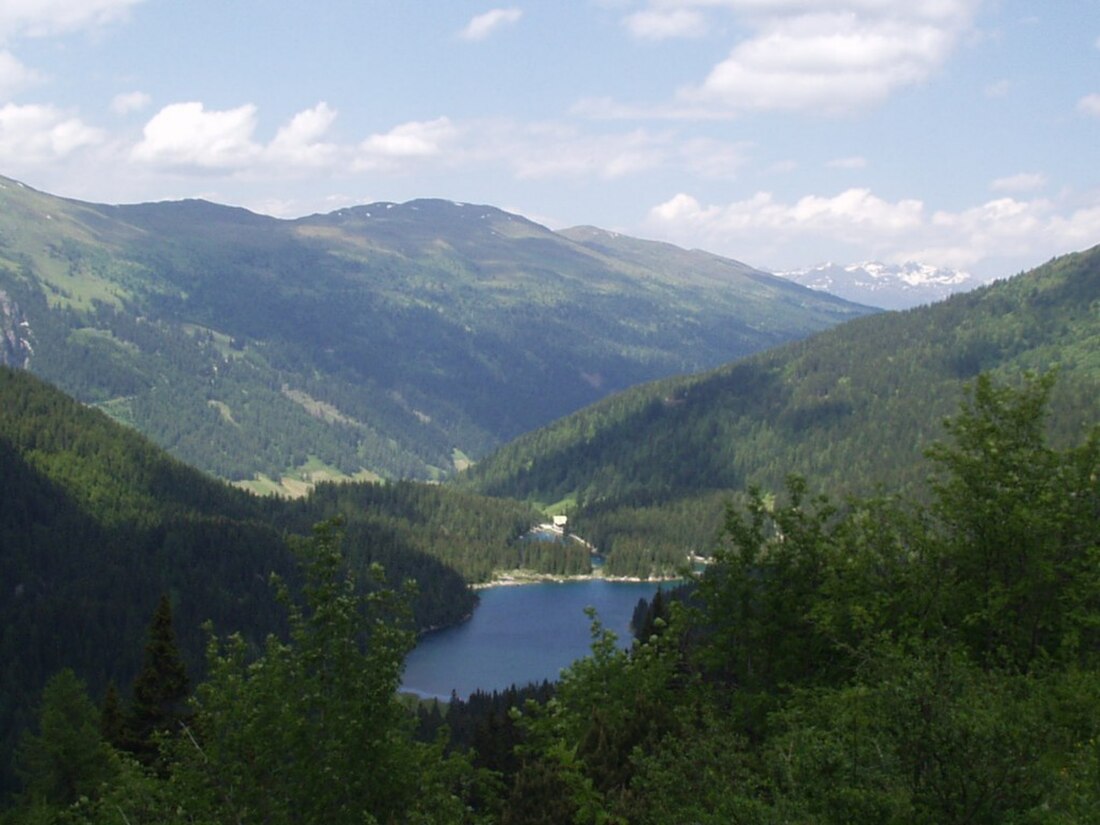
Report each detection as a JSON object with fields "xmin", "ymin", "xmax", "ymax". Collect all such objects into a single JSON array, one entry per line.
[{"xmin": 402, "ymin": 579, "xmax": 667, "ymax": 699}]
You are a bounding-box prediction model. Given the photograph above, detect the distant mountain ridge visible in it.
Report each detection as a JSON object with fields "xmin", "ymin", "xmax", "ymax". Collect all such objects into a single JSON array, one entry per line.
[
  {"xmin": 775, "ymin": 260, "xmax": 978, "ymax": 309},
  {"xmin": 0, "ymin": 174, "xmax": 871, "ymax": 488}
]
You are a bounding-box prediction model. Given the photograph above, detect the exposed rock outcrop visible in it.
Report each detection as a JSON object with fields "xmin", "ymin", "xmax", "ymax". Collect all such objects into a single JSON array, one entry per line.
[{"xmin": 0, "ymin": 289, "xmax": 33, "ymax": 368}]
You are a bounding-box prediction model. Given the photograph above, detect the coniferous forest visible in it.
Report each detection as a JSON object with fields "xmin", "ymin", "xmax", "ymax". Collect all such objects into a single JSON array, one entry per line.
[
  {"xmin": 0, "ymin": 242, "xmax": 1098, "ymax": 822},
  {"xmin": 2, "ymin": 371, "xmax": 1097, "ymax": 822}
]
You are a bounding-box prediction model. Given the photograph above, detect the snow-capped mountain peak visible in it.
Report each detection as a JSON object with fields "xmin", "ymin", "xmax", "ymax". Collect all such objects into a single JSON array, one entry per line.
[{"xmin": 774, "ymin": 261, "xmax": 977, "ymax": 310}]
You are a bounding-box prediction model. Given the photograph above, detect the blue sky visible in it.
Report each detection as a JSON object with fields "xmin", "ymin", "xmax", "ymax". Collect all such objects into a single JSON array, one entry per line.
[{"xmin": 0, "ymin": 1, "xmax": 1097, "ymax": 279}]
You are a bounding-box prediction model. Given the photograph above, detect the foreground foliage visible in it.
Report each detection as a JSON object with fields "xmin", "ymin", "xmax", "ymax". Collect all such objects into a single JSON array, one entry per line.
[
  {"xmin": 5, "ymin": 521, "xmax": 490, "ymax": 823},
  {"xmin": 501, "ymin": 372, "xmax": 1099, "ymax": 822}
]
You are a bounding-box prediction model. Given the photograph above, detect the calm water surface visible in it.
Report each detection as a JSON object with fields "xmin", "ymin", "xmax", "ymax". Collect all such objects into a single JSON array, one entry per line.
[{"xmin": 402, "ymin": 580, "xmax": 665, "ymax": 699}]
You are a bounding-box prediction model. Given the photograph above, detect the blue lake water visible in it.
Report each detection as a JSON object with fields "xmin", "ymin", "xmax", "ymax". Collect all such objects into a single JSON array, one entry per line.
[{"xmin": 402, "ymin": 580, "xmax": 666, "ymax": 700}]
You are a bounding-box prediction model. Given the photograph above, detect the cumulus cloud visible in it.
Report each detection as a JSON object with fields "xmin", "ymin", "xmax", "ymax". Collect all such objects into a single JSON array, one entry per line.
[
  {"xmin": 624, "ymin": 9, "xmax": 707, "ymax": 40},
  {"xmin": 645, "ymin": 185, "xmax": 1100, "ymax": 276},
  {"xmin": 0, "ymin": 0, "xmax": 143, "ymax": 40},
  {"xmin": 1078, "ymin": 93, "xmax": 1100, "ymax": 117},
  {"xmin": 355, "ymin": 116, "xmax": 457, "ymax": 170},
  {"xmin": 459, "ymin": 8, "xmax": 522, "ymax": 41},
  {"xmin": 613, "ymin": 1, "xmax": 980, "ymax": 115},
  {"xmin": 0, "ymin": 102, "xmax": 103, "ymax": 162},
  {"xmin": 110, "ymin": 90, "xmax": 150, "ymax": 115},
  {"xmin": 647, "ymin": 188, "xmax": 924, "ymax": 267},
  {"xmin": 990, "ymin": 172, "xmax": 1046, "ymax": 193},
  {"xmin": 268, "ymin": 102, "xmax": 339, "ymax": 166},
  {"xmin": 132, "ymin": 102, "xmax": 261, "ymax": 168}
]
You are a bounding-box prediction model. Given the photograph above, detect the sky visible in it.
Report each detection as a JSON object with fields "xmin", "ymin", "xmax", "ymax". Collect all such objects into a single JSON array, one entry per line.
[{"xmin": 0, "ymin": 0, "xmax": 1098, "ymax": 280}]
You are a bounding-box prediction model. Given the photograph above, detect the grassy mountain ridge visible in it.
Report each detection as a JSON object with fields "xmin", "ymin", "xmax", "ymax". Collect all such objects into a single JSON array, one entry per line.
[
  {"xmin": 456, "ymin": 246, "xmax": 1100, "ymax": 556},
  {"xmin": 0, "ymin": 175, "xmax": 871, "ymax": 486}
]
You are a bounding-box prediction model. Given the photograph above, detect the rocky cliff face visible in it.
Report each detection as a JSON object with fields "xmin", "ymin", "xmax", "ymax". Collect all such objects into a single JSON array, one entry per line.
[{"xmin": 0, "ymin": 290, "xmax": 33, "ymax": 368}]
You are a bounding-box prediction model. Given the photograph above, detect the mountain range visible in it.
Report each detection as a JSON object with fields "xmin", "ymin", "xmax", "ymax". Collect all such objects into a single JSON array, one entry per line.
[
  {"xmin": 775, "ymin": 260, "xmax": 979, "ymax": 310},
  {"xmin": 0, "ymin": 175, "xmax": 870, "ymax": 491}
]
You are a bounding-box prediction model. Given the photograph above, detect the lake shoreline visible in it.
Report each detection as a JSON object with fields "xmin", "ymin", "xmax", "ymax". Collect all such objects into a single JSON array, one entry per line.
[{"xmin": 471, "ymin": 570, "xmax": 683, "ymax": 590}]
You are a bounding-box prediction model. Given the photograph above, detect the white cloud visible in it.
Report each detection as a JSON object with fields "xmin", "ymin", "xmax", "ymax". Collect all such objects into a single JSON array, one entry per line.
[
  {"xmin": 355, "ymin": 116, "xmax": 457, "ymax": 170},
  {"xmin": 614, "ymin": 1, "xmax": 981, "ymax": 115},
  {"xmin": 1077, "ymin": 93, "xmax": 1100, "ymax": 117},
  {"xmin": 0, "ymin": 102, "xmax": 103, "ymax": 162},
  {"xmin": 624, "ymin": 9, "xmax": 707, "ymax": 40},
  {"xmin": 458, "ymin": 8, "xmax": 522, "ymax": 41},
  {"xmin": 132, "ymin": 102, "xmax": 261, "ymax": 168},
  {"xmin": 645, "ymin": 185, "xmax": 1100, "ymax": 276},
  {"xmin": 984, "ymin": 79, "xmax": 1010, "ymax": 98},
  {"xmin": 0, "ymin": 0, "xmax": 143, "ymax": 40},
  {"xmin": 827, "ymin": 155, "xmax": 867, "ymax": 169},
  {"xmin": 110, "ymin": 90, "xmax": 150, "ymax": 114},
  {"xmin": 990, "ymin": 172, "xmax": 1046, "ymax": 193},
  {"xmin": 648, "ymin": 187, "xmax": 923, "ymax": 243},
  {"xmin": 0, "ymin": 48, "xmax": 38, "ymax": 95},
  {"xmin": 268, "ymin": 102, "xmax": 339, "ymax": 166}
]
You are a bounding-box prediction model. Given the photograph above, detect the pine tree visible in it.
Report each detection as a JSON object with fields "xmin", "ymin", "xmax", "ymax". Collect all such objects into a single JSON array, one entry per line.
[{"xmin": 124, "ymin": 594, "xmax": 190, "ymax": 764}]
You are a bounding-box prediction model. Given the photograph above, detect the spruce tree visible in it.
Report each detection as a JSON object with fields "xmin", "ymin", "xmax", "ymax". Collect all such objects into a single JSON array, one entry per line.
[{"xmin": 124, "ymin": 594, "xmax": 190, "ymax": 764}]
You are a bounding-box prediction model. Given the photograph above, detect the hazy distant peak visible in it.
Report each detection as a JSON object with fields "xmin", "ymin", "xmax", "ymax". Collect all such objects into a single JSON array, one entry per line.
[{"xmin": 774, "ymin": 260, "xmax": 979, "ymax": 310}]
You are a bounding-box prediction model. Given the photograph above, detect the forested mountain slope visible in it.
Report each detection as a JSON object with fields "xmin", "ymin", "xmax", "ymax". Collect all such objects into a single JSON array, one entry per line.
[
  {"xmin": 0, "ymin": 176, "xmax": 870, "ymax": 488},
  {"xmin": 0, "ymin": 367, "xmax": 552, "ymax": 794},
  {"xmin": 458, "ymin": 245, "xmax": 1100, "ymax": 558}
]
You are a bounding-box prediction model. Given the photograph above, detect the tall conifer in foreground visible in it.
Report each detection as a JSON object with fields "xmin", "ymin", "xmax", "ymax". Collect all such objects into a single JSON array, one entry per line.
[{"xmin": 124, "ymin": 595, "xmax": 189, "ymax": 764}]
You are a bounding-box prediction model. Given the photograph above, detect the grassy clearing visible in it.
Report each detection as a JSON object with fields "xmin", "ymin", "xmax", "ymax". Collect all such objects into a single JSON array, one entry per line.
[{"xmin": 235, "ymin": 458, "xmax": 383, "ymax": 498}]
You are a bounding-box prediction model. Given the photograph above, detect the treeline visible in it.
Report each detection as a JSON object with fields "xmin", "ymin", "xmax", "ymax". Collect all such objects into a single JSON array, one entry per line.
[{"xmin": 7, "ymin": 373, "xmax": 1097, "ymax": 822}]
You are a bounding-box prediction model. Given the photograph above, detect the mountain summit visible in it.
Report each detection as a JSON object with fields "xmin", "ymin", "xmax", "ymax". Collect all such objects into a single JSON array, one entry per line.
[{"xmin": 775, "ymin": 260, "xmax": 978, "ymax": 310}]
